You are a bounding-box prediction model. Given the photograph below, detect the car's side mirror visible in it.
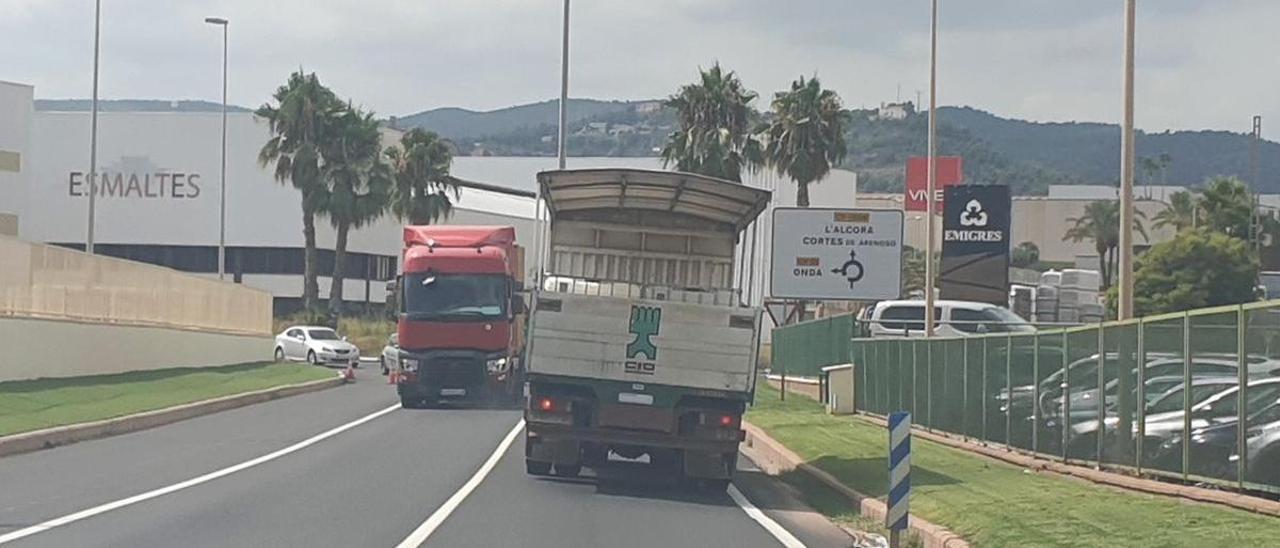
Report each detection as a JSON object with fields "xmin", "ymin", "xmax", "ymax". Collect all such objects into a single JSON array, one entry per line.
[
  {"xmin": 513, "ymin": 295, "xmax": 528, "ymax": 316},
  {"xmin": 342, "ymin": 336, "xmax": 348, "ymax": 342}
]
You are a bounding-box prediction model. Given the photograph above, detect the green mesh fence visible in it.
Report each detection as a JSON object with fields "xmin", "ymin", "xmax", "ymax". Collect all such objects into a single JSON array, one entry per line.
[
  {"xmin": 771, "ymin": 314, "xmax": 856, "ymax": 377},
  {"xmin": 842, "ymin": 302, "xmax": 1280, "ymax": 495}
]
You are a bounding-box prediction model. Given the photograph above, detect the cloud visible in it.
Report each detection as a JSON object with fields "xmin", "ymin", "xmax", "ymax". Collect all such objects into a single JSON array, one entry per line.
[{"xmin": 0, "ymin": 0, "xmax": 1276, "ymax": 137}]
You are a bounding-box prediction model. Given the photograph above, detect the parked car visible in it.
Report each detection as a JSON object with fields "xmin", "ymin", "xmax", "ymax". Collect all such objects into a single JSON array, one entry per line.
[
  {"xmin": 273, "ymin": 326, "xmax": 360, "ymax": 367},
  {"xmin": 1063, "ymin": 377, "xmax": 1280, "ymax": 461},
  {"xmin": 380, "ymin": 333, "xmax": 399, "ymax": 376},
  {"xmin": 1146, "ymin": 376, "xmax": 1280, "ymax": 471},
  {"xmin": 1052, "ymin": 376, "xmax": 1240, "ymax": 458},
  {"xmin": 1149, "ymin": 392, "xmax": 1280, "ymax": 483},
  {"xmin": 866, "ymin": 300, "xmax": 1035, "ymax": 338}
]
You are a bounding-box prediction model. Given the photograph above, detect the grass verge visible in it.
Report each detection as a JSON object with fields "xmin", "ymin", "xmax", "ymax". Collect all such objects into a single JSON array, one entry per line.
[
  {"xmin": 748, "ymin": 383, "xmax": 1278, "ymax": 547},
  {"xmin": 0, "ymin": 362, "xmax": 335, "ymax": 437}
]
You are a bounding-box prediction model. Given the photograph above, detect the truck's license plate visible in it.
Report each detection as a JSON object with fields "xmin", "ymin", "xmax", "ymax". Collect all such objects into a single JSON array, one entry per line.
[
  {"xmin": 618, "ymin": 392, "xmax": 654, "ymax": 405},
  {"xmin": 440, "ymin": 388, "xmax": 467, "ymax": 397}
]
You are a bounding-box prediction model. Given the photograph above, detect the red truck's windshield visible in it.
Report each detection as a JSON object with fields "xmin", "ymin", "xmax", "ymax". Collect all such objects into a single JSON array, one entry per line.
[{"xmin": 403, "ymin": 273, "xmax": 508, "ymax": 321}]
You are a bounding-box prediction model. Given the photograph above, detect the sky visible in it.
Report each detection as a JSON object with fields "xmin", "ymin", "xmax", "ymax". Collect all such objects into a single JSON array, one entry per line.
[{"xmin": 2, "ymin": 0, "xmax": 1278, "ymax": 137}]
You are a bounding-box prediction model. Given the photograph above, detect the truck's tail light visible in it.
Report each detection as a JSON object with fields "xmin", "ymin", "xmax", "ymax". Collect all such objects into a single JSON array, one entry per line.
[
  {"xmin": 530, "ymin": 396, "xmax": 573, "ymax": 425},
  {"xmin": 699, "ymin": 411, "xmax": 739, "ymax": 429}
]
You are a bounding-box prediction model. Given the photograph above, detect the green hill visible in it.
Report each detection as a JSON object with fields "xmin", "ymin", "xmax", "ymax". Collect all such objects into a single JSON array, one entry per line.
[
  {"xmin": 44, "ymin": 95, "xmax": 1275, "ymax": 194},
  {"xmin": 938, "ymin": 106, "xmax": 1280, "ymax": 190},
  {"xmin": 35, "ymin": 99, "xmax": 251, "ymax": 113},
  {"xmin": 396, "ymin": 99, "xmax": 655, "ymax": 141}
]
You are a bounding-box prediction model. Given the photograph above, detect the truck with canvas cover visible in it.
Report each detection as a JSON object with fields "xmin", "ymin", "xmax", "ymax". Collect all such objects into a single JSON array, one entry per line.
[
  {"xmin": 524, "ymin": 168, "xmax": 770, "ymax": 490},
  {"xmin": 394, "ymin": 225, "xmax": 527, "ymax": 408}
]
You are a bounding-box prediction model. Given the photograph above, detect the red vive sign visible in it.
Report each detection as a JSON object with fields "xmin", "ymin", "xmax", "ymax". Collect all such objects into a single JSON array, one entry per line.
[{"xmin": 904, "ymin": 156, "xmax": 963, "ymax": 212}]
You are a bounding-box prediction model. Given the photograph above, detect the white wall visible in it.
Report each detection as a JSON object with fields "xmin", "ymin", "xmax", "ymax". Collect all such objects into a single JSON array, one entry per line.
[
  {"xmin": 26, "ymin": 112, "xmax": 538, "ymax": 257},
  {"xmin": 0, "ymin": 316, "xmax": 272, "ymax": 382},
  {"xmin": 0, "ymin": 81, "xmax": 33, "ymax": 235}
]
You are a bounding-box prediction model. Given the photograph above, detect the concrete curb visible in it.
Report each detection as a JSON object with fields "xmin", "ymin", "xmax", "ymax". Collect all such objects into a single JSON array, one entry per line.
[
  {"xmin": 741, "ymin": 421, "xmax": 970, "ymax": 548},
  {"xmin": 0, "ymin": 376, "xmax": 345, "ymax": 459},
  {"xmin": 856, "ymin": 414, "xmax": 1280, "ymax": 518}
]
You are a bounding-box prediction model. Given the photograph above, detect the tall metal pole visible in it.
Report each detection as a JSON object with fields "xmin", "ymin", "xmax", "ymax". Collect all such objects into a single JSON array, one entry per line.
[
  {"xmin": 1117, "ymin": 0, "xmax": 1137, "ymax": 320},
  {"xmin": 219, "ymin": 22, "xmax": 227, "ymax": 280},
  {"xmin": 924, "ymin": 0, "xmax": 939, "ymax": 336},
  {"xmin": 1252, "ymin": 116, "xmax": 1262, "ymax": 254},
  {"xmin": 557, "ymin": 0, "xmax": 570, "ymax": 170},
  {"xmin": 206, "ymin": 17, "xmax": 229, "ymax": 279},
  {"xmin": 86, "ymin": 0, "xmax": 102, "ymax": 255}
]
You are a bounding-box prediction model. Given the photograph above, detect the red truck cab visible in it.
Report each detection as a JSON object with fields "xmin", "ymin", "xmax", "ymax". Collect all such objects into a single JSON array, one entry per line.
[{"xmin": 394, "ymin": 226, "xmax": 526, "ymax": 408}]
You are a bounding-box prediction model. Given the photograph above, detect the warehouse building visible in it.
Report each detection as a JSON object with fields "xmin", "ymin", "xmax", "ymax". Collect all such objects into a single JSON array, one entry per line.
[{"xmin": 2, "ymin": 82, "xmax": 536, "ymax": 314}]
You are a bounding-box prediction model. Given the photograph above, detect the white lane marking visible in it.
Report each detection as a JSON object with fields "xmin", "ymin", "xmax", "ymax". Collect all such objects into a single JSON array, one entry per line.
[
  {"xmin": 728, "ymin": 484, "xmax": 807, "ymax": 548},
  {"xmin": 395, "ymin": 419, "xmax": 525, "ymax": 548},
  {"xmin": 0, "ymin": 403, "xmax": 402, "ymax": 545}
]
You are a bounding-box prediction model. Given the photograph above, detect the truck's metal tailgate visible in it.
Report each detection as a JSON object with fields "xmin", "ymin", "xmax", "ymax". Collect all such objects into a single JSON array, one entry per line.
[{"xmin": 529, "ymin": 292, "xmax": 759, "ymax": 393}]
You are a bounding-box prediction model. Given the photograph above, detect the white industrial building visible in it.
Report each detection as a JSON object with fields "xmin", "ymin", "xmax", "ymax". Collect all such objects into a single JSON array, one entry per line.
[
  {"xmin": 1, "ymin": 81, "xmax": 867, "ymax": 314},
  {"xmin": 1, "ymin": 81, "xmax": 538, "ymax": 314}
]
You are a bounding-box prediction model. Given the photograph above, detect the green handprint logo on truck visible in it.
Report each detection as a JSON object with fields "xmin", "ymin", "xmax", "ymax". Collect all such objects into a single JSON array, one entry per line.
[{"xmin": 626, "ymin": 305, "xmax": 662, "ymax": 361}]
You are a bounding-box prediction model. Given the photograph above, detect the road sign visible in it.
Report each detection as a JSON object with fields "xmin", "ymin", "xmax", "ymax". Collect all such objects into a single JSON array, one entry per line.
[
  {"xmin": 887, "ymin": 411, "xmax": 912, "ymax": 544},
  {"xmin": 770, "ymin": 208, "xmax": 903, "ymax": 301}
]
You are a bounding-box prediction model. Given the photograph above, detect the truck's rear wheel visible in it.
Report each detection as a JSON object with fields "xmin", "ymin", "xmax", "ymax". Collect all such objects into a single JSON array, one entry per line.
[
  {"xmin": 526, "ymin": 460, "xmax": 552, "ymax": 476},
  {"xmin": 553, "ymin": 463, "xmax": 581, "ymax": 478},
  {"xmin": 699, "ymin": 478, "xmax": 732, "ymax": 493}
]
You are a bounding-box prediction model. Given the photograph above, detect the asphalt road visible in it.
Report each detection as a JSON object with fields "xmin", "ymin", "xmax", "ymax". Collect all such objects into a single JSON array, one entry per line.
[{"xmin": 0, "ymin": 370, "xmax": 852, "ymax": 547}]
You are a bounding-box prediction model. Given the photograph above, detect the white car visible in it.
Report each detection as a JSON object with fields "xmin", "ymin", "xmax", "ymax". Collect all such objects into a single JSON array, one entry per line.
[
  {"xmin": 864, "ymin": 299, "xmax": 1036, "ymax": 338},
  {"xmin": 274, "ymin": 326, "xmax": 360, "ymax": 367}
]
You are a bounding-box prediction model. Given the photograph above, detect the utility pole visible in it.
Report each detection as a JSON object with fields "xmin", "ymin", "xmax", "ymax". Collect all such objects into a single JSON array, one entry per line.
[
  {"xmin": 86, "ymin": 0, "xmax": 102, "ymax": 255},
  {"xmin": 1252, "ymin": 116, "xmax": 1262, "ymax": 253},
  {"xmin": 558, "ymin": 0, "xmax": 570, "ymax": 171},
  {"xmin": 1117, "ymin": 0, "xmax": 1137, "ymax": 320},
  {"xmin": 205, "ymin": 17, "xmax": 229, "ymax": 280},
  {"xmin": 924, "ymin": 0, "xmax": 939, "ymax": 336}
]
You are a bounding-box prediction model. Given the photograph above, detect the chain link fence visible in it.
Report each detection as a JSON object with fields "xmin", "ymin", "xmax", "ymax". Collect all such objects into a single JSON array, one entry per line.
[{"xmin": 850, "ymin": 303, "xmax": 1280, "ymax": 496}]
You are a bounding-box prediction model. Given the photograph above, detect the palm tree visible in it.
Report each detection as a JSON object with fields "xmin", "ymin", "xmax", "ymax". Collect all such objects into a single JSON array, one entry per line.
[
  {"xmin": 660, "ymin": 63, "xmax": 759, "ymax": 182},
  {"xmin": 319, "ymin": 107, "xmax": 392, "ymax": 317},
  {"xmin": 257, "ymin": 71, "xmax": 342, "ymax": 312},
  {"xmin": 760, "ymin": 76, "xmax": 847, "ymax": 207},
  {"xmin": 1199, "ymin": 176, "xmax": 1254, "ymax": 239},
  {"xmin": 385, "ymin": 129, "xmax": 458, "ymax": 225},
  {"xmin": 1153, "ymin": 190, "xmax": 1198, "ymax": 232},
  {"xmin": 1063, "ymin": 200, "xmax": 1148, "ymax": 289}
]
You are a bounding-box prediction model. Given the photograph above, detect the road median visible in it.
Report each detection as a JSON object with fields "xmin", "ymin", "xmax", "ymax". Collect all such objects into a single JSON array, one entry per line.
[
  {"xmin": 747, "ymin": 382, "xmax": 1279, "ymax": 547},
  {"xmin": 0, "ymin": 363, "xmax": 342, "ymax": 457}
]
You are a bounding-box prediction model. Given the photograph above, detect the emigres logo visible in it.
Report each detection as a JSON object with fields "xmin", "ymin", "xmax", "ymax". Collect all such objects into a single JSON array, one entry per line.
[
  {"xmin": 67, "ymin": 156, "xmax": 202, "ymax": 199},
  {"xmin": 945, "ymin": 199, "xmax": 1003, "ymax": 242}
]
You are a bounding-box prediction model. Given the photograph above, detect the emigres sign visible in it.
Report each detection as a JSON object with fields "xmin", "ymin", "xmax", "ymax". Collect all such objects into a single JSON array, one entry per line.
[{"xmin": 68, "ymin": 170, "xmax": 202, "ymax": 199}]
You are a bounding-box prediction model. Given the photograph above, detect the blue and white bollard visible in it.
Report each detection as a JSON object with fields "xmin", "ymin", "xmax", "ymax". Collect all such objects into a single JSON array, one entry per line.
[{"xmin": 887, "ymin": 411, "xmax": 911, "ymax": 547}]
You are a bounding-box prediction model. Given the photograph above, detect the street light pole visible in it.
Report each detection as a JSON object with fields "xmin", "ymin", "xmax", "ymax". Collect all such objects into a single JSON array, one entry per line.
[
  {"xmin": 1118, "ymin": 0, "xmax": 1136, "ymax": 320},
  {"xmin": 86, "ymin": 0, "xmax": 102, "ymax": 255},
  {"xmin": 206, "ymin": 17, "xmax": 229, "ymax": 280},
  {"xmin": 924, "ymin": 0, "xmax": 939, "ymax": 337},
  {"xmin": 557, "ymin": 0, "xmax": 570, "ymax": 171}
]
